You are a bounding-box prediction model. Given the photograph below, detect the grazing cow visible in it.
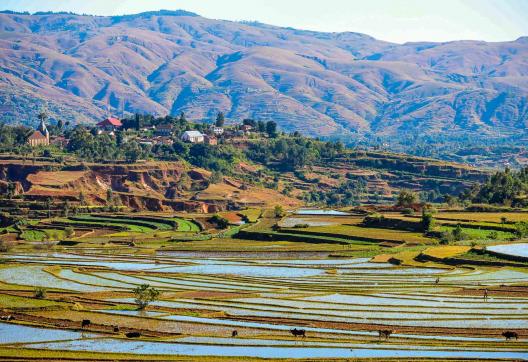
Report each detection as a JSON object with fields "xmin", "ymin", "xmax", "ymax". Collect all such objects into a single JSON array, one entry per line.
[
  {"xmin": 113, "ymin": 325, "xmax": 120, "ymax": 333},
  {"xmin": 232, "ymin": 330, "xmax": 238, "ymax": 337},
  {"xmin": 502, "ymin": 331, "xmax": 519, "ymax": 341},
  {"xmin": 125, "ymin": 332, "xmax": 141, "ymax": 338},
  {"xmin": 290, "ymin": 328, "xmax": 306, "ymax": 338},
  {"xmin": 81, "ymin": 319, "xmax": 91, "ymax": 328},
  {"xmin": 378, "ymin": 330, "xmax": 393, "ymax": 340},
  {"xmin": 0, "ymin": 315, "xmax": 13, "ymax": 321}
]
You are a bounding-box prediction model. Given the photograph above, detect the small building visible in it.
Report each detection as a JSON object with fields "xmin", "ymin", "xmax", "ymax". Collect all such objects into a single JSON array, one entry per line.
[
  {"xmin": 212, "ymin": 126, "xmax": 224, "ymax": 136},
  {"xmin": 204, "ymin": 135, "xmax": 218, "ymax": 145},
  {"xmin": 27, "ymin": 120, "xmax": 49, "ymax": 147},
  {"xmin": 181, "ymin": 130, "xmax": 204, "ymax": 143},
  {"xmin": 155, "ymin": 123, "xmax": 173, "ymax": 136},
  {"xmin": 97, "ymin": 117, "xmax": 122, "ymax": 131},
  {"xmin": 240, "ymin": 124, "xmax": 253, "ymax": 132}
]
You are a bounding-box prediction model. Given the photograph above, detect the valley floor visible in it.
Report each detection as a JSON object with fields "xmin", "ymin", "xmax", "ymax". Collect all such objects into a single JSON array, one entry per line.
[{"xmin": 0, "ymin": 209, "xmax": 527, "ymax": 361}]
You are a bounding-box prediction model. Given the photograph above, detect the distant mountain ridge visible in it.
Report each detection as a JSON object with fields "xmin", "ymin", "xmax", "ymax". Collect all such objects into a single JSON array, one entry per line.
[{"xmin": 0, "ymin": 10, "xmax": 527, "ymax": 138}]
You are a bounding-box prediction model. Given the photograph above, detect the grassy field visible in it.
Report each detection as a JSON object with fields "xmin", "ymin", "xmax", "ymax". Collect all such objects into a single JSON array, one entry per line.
[
  {"xmin": 421, "ymin": 245, "xmax": 471, "ymax": 259},
  {"xmin": 170, "ymin": 217, "xmax": 201, "ymax": 232},
  {"xmin": 438, "ymin": 225, "xmax": 515, "ymax": 240},
  {"xmin": 283, "ymin": 224, "xmax": 432, "ymax": 244},
  {"xmin": 0, "ymin": 293, "xmax": 66, "ymax": 309},
  {"xmin": 238, "ymin": 208, "xmax": 262, "ymax": 223},
  {"xmin": 435, "ymin": 212, "xmax": 528, "ymax": 223}
]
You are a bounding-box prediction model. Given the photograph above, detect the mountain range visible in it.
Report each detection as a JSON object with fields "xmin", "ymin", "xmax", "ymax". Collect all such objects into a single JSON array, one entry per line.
[{"xmin": 0, "ymin": 10, "xmax": 527, "ymax": 138}]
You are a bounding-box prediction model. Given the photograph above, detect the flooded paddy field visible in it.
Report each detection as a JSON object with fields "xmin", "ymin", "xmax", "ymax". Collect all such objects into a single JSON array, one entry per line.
[
  {"xmin": 0, "ymin": 248, "xmax": 527, "ymax": 361},
  {"xmin": 1, "ymin": 208, "xmax": 528, "ymax": 361}
]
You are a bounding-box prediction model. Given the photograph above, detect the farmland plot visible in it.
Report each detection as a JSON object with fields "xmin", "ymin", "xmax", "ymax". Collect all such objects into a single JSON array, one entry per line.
[{"xmin": 0, "ymin": 246, "xmax": 527, "ymax": 360}]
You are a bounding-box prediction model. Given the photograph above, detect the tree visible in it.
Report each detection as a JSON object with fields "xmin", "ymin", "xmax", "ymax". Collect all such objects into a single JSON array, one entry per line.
[
  {"xmin": 209, "ymin": 171, "xmax": 223, "ymax": 184},
  {"xmin": 65, "ymin": 226, "xmax": 74, "ymax": 238},
  {"xmin": 265, "ymin": 121, "xmax": 277, "ymax": 138},
  {"xmin": 178, "ymin": 112, "xmax": 187, "ymax": 122},
  {"xmin": 274, "ymin": 205, "xmax": 284, "ymax": 218},
  {"xmin": 421, "ymin": 212, "xmax": 435, "ymax": 233},
  {"xmin": 444, "ymin": 194, "xmax": 459, "ymax": 207},
  {"xmin": 514, "ymin": 222, "xmax": 528, "ymax": 238},
  {"xmin": 6, "ymin": 182, "xmax": 16, "ymax": 199},
  {"xmin": 123, "ymin": 141, "xmax": 142, "ymax": 162},
  {"xmin": 452, "ymin": 224, "xmax": 466, "ymax": 241},
  {"xmin": 106, "ymin": 188, "xmax": 114, "ymax": 204},
  {"xmin": 79, "ymin": 192, "xmax": 86, "ymax": 206},
  {"xmin": 396, "ymin": 189, "xmax": 418, "ymax": 208},
  {"xmin": 45, "ymin": 197, "xmax": 52, "ymax": 218},
  {"xmin": 210, "ymin": 214, "xmax": 229, "ymax": 229},
  {"xmin": 243, "ymin": 118, "xmax": 256, "ymax": 127},
  {"xmin": 215, "ymin": 112, "xmax": 225, "ymax": 127},
  {"xmin": 37, "ymin": 111, "xmax": 48, "ymax": 123},
  {"xmin": 133, "ymin": 284, "xmax": 160, "ymax": 310}
]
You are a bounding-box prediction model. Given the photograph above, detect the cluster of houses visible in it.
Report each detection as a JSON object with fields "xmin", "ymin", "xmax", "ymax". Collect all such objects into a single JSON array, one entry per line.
[
  {"xmin": 28, "ymin": 116, "xmax": 255, "ymax": 148},
  {"xmin": 95, "ymin": 117, "xmax": 254, "ymax": 147}
]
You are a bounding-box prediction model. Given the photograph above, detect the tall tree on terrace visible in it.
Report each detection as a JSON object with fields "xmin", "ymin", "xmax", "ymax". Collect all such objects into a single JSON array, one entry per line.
[{"xmin": 215, "ymin": 112, "xmax": 225, "ymax": 127}]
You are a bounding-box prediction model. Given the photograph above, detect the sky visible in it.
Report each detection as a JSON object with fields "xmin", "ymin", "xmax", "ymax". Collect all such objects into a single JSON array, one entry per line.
[{"xmin": 1, "ymin": 0, "xmax": 527, "ymax": 43}]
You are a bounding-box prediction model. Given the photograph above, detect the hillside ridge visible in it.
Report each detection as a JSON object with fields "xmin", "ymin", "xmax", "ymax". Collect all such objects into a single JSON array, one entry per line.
[{"xmin": 0, "ymin": 10, "xmax": 527, "ymax": 140}]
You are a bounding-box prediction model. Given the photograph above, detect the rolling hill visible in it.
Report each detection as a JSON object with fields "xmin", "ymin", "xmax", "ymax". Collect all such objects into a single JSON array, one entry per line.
[{"xmin": 0, "ymin": 10, "xmax": 527, "ymax": 139}]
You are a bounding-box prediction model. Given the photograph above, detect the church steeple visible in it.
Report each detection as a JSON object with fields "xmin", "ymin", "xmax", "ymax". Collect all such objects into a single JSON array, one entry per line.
[
  {"xmin": 37, "ymin": 119, "xmax": 49, "ymax": 139},
  {"xmin": 37, "ymin": 111, "xmax": 49, "ymax": 140}
]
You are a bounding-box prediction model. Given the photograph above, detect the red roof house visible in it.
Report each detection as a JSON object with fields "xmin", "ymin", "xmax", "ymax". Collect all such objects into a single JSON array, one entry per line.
[{"xmin": 97, "ymin": 117, "xmax": 122, "ymax": 131}]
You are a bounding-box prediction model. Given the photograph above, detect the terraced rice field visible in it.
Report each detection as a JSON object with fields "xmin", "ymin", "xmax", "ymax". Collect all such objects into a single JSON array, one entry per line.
[
  {"xmin": 487, "ymin": 243, "xmax": 528, "ymax": 260},
  {"xmin": 0, "ymin": 249, "xmax": 526, "ymax": 360}
]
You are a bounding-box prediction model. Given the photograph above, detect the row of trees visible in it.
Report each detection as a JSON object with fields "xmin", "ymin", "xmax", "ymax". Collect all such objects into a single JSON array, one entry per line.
[{"xmin": 460, "ymin": 167, "xmax": 528, "ymax": 207}]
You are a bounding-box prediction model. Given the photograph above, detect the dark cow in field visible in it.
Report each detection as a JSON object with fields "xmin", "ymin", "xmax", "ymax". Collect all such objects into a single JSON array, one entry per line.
[
  {"xmin": 81, "ymin": 319, "xmax": 91, "ymax": 328},
  {"xmin": 0, "ymin": 315, "xmax": 13, "ymax": 321},
  {"xmin": 378, "ymin": 330, "xmax": 393, "ymax": 340},
  {"xmin": 502, "ymin": 331, "xmax": 519, "ymax": 340},
  {"xmin": 126, "ymin": 332, "xmax": 141, "ymax": 338},
  {"xmin": 290, "ymin": 328, "xmax": 306, "ymax": 338},
  {"xmin": 113, "ymin": 325, "xmax": 120, "ymax": 333},
  {"xmin": 231, "ymin": 330, "xmax": 238, "ymax": 337}
]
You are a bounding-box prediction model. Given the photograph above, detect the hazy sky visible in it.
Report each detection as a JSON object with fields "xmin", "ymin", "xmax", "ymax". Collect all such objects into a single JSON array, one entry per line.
[{"xmin": 2, "ymin": 0, "xmax": 527, "ymax": 43}]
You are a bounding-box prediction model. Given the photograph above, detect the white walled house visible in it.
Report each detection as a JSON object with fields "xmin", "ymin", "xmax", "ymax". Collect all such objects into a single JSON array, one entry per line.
[{"xmin": 181, "ymin": 130, "xmax": 204, "ymax": 143}]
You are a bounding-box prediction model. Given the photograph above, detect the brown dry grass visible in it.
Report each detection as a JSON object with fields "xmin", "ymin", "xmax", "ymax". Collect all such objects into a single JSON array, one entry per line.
[{"xmin": 27, "ymin": 171, "xmax": 86, "ymax": 186}]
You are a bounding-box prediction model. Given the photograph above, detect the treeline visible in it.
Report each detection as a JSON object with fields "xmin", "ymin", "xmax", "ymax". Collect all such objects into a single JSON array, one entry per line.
[
  {"xmin": 460, "ymin": 167, "xmax": 528, "ymax": 207},
  {"xmin": 246, "ymin": 137, "xmax": 344, "ymax": 171},
  {"xmin": 0, "ymin": 123, "xmax": 32, "ymax": 151}
]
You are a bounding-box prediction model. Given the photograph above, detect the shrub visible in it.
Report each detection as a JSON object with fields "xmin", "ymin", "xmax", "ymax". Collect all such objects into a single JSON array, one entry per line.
[
  {"xmin": 452, "ymin": 224, "xmax": 468, "ymax": 241},
  {"xmin": 274, "ymin": 205, "xmax": 284, "ymax": 218},
  {"xmin": 439, "ymin": 231, "xmax": 453, "ymax": 245},
  {"xmin": 488, "ymin": 231, "xmax": 499, "ymax": 240},
  {"xmin": 293, "ymin": 224, "xmax": 309, "ymax": 228},
  {"xmin": 34, "ymin": 287, "xmax": 47, "ymax": 299},
  {"xmin": 401, "ymin": 208, "xmax": 414, "ymax": 215}
]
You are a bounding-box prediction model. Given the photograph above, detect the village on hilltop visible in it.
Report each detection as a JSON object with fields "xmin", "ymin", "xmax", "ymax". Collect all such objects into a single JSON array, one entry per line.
[{"xmin": 26, "ymin": 111, "xmax": 277, "ymax": 149}]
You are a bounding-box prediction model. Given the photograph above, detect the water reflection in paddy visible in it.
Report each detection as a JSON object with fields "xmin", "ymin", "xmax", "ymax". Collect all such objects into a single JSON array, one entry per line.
[
  {"xmin": 24, "ymin": 338, "xmax": 528, "ymax": 359},
  {"xmin": 0, "ymin": 265, "xmax": 108, "ymax": 292},
  {"xmin": 0, "ymin": 322, "xmax": 92, "ymax": 344}
]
